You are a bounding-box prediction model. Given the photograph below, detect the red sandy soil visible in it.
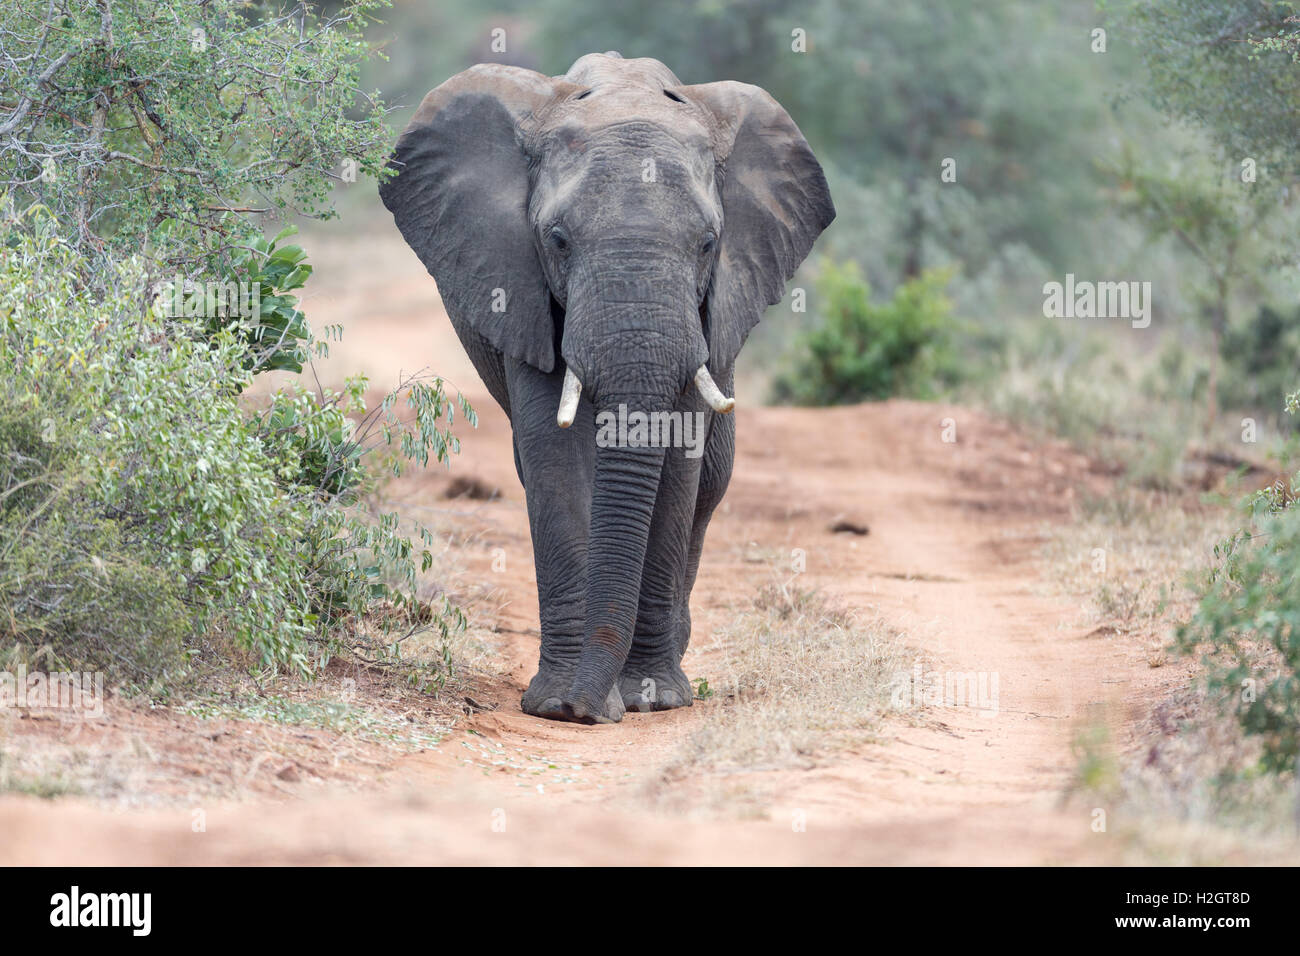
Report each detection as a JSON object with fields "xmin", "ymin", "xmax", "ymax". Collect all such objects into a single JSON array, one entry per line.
[{"xmin": 0, "ymin": 233, "xmax": 1199, "ymax": 865}]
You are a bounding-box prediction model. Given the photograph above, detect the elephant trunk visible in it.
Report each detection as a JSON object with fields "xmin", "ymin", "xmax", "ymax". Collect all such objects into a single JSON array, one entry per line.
[
  {"xmin": 558, "ymin": 256, "xmax": 708, "ymax": 717},
  {"xmin": 565, "ymin": 437, "xmax": 668, "ymax": 717}
]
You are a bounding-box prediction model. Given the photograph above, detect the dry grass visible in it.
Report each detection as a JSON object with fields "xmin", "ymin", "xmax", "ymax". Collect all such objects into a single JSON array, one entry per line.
[
  {"xmin": 0, "ymin": 506, "xmax": 513, "ymax": 809},
  {"xmin": 654, "ymin": 580, "xmax": 907, "ymax": 794},
  {"xmin": 0, "ymin": 660, "xmax": 476, "ymax": 810},
  {"xmin": 1040, "ymin": 487, "xmax": 1234, "ymax": 645},
  {"xmin": 1067, "ymin": 698, "xmax": 1300, "ymax": 864},
  {"xmin": 0, "ymin": 742, "xmax": 89, "ymax": 800},
  {"xmin": 1048, "ymin": 487, "xmax": 1300, "ymax": 861}
]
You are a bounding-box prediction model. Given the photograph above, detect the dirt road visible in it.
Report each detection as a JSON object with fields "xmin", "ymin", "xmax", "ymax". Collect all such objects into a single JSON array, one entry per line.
[{"xmin": 0, "ymin": 234, "xmax": 1174, "ymax": 864}]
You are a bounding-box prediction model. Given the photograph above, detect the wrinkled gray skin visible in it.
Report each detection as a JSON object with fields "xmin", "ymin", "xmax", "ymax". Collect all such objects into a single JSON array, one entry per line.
[{"xmin": 380, "ymin": 53, "xmax": 834, "ymax": 724}]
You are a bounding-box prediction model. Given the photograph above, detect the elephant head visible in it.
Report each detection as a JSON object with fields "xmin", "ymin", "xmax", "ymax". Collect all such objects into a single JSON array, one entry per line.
[{"xmin": 381, "ymin": 53, "xmax": 834, "ymax": 719}]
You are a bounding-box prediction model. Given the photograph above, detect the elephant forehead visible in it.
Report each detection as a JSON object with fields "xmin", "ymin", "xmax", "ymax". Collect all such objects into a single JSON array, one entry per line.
[
  {"xmin": 562, "ymin": 53, "xmax": 682, "ymax": 90},
  {"xmin": 543, "ymin": 58, "xmax": 713, "ymax": 145},
  {"xmin": 591, "ymin": 92, "xmax": 710, "ymax": 136},
  {"xmin": 536, "ymin": 123, "xmax": 715, "ymax": 197},
  {"xmin": 540, "ymin": 107, "xmax": 712, "ymax": 161}
]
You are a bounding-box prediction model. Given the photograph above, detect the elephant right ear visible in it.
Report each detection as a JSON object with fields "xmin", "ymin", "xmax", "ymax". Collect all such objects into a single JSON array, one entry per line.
[
  {"xmin": 380, "ymin": 65, "xmax": 571, "ymax": 373},
  {"xmin": 677, "ymin": 81, "xmax": 835, "ymax": 372}
]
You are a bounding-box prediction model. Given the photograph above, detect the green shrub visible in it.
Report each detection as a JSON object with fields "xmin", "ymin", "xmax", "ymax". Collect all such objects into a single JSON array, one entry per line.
[
  {"xmin": 0, "ymin": 1, "xmax": 469, "ymax": 697},
  {"xmin": 195, "ymin": 226, "xmax": 316, "ymax": 379},
  {"xmin": 1177, "ymin": 394, "xmax": 1300, "ymax": 774},
  {"xmin": 0, "ymin": 0, "xmax": 391, "ymax": 274},
  {"xmin": 0, "ymin": 218, "xmax": 470, "ymax": 693},
  {"xmin": 770, "ymin": 262, "xmax": 959, "ymax": 406},
  {"xmin": 0, "ymin": 397, "xmax": 192, "ymax": 684}
]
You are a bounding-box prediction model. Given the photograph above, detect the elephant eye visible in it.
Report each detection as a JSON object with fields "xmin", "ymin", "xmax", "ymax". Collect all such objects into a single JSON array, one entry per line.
[
  {"xmin": 700, "ymin": 235, "xmax": 716, "ymax": 257},
  {"xmin": 550, "ymin": 229, "xmax": 570, "ymax": 254}
]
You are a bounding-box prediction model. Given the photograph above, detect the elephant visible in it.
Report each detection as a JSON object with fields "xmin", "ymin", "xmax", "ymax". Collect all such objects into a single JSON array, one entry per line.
[{"xmin": 380, "ymin": 52, "xmax": 834, "ymax": 724}]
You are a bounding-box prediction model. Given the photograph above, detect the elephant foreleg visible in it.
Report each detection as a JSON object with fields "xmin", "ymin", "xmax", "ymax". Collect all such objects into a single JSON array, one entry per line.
[
  {"xmin": 675, "ymin": 405, "xmax": 734, "ymax": 660},
  {"xmin": 619, "ymin": 445, "xmax": 699, "ymax": 712},
  {"xmin": 619, "ymin": 401, "xmax": 734, "ymax": 712},
  {"xmin": 506, "ymin": 361, "xmax": 623, "ymax": 722}
]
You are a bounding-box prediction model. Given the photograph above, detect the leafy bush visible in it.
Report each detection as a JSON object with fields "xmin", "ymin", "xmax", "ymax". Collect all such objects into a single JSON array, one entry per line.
[
  {"xmin": 186, "ymin": 226, "xmax": 316, "ymax": 379},
  {"xmin": 0, "ymin": 396, "xmax": 191, "ymax": 683},
  {"xmin": 0, "ymin": 0, "xmax": 475, "ymax": 698},
  {"xmin": 1177, "ymin": 393, "xmax": 1300, "ymax": 774},
  {"xmin": 0, "ymin": 218, "xmax": 470, "ymax": 693},
  {"xmin": 0, "ymin": 0, "xmax": 390, "ymax": 273},
  {"xmin": 770, "ymin": 262, "xmax": 959, "ymax": 406}
]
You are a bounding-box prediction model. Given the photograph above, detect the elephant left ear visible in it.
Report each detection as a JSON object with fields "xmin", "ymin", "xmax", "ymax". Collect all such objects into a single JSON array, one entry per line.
[{"xmin": 678, "ymin": 81, "xmax": 836, "ymax": 370}]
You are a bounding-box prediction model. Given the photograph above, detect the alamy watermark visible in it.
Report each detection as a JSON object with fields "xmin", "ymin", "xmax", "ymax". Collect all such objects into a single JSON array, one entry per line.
[
  {"xmin": 50, "ymin": 886, "xmax": 150, "ymax": 936},
  {"xmin": 151, "ymin": 276, "xmax": 262, "ymax": 321},
  {"xmin": 0, "ymin": 666, "xmax": 105, "ymax": 718},
  {"xmin": 596, "ymin": 405, "xmax": 706, "ymax": 459},
  {"xmin": 1042, "ymin": 273, "xmax": 1151, "ymax": 329},
  {"xmin": 890, "ymin": 662, "xmax": 999, "ymax": 716}
]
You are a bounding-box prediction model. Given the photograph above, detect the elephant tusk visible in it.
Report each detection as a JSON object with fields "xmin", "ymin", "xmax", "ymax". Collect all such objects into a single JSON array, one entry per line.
[
  {"xmin": 694, "ymin": 365, "xmax": 735, "ymax": 414},
  {"xmin": 556, "ymin": 366, "xmax": 583, "ymax": 428}
]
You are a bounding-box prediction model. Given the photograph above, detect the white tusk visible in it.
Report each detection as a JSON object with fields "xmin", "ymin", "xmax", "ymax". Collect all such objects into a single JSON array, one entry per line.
[
  {"xmin": 556, "ymin": 366, "xmax": 582, "ymax": 428},
  {"xmin": 694, "ymin": 365, "xmax": 735, "ymax": 414}
]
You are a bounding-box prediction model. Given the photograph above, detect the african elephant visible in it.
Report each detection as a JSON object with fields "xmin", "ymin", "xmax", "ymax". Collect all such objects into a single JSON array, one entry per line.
[{"xmin": 380, "ymin": 52, "xmax": 834, "ymax": 723}]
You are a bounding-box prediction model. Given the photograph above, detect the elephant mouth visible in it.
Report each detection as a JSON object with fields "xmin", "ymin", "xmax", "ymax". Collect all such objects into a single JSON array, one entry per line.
[{"xmin": 555, "ymin": 364, "xmax": 733, "ymax": 428}]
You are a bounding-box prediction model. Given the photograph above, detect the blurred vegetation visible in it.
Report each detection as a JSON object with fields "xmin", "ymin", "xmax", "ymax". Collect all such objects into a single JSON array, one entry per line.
[
  {"xmin": 1122, "ymin": 0, "xmax": 1300, "ymax": 180},
  {"xmin": 1122, "ymin": 0, "xmax": 1300, "ymax": 786},
  {"xmin": 357, "ymin": 0, "xmax": 1300, "ymax": 481},
  {"xmin": 770, "ymin": 263, "xmax": 960, "ymax": 405},
  {"xmin": 1221, "ymin": 303, "xmax": 1300, "ymax": 426}
]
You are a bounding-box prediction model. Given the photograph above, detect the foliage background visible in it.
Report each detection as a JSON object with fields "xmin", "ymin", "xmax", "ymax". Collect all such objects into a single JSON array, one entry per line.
[{"xmin": 341, "ymin": 0, "xmax": 1300, "ymax": 444}]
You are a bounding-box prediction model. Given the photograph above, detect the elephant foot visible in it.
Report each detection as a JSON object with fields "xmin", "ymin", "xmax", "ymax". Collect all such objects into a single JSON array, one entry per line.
[
  {"xmin": 618, "ymin": 656, "xmax": 693, "ymax": 712},
  {"xmin": 522, "ymin": 668, "xmax": 625, "ymax": 724}
]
